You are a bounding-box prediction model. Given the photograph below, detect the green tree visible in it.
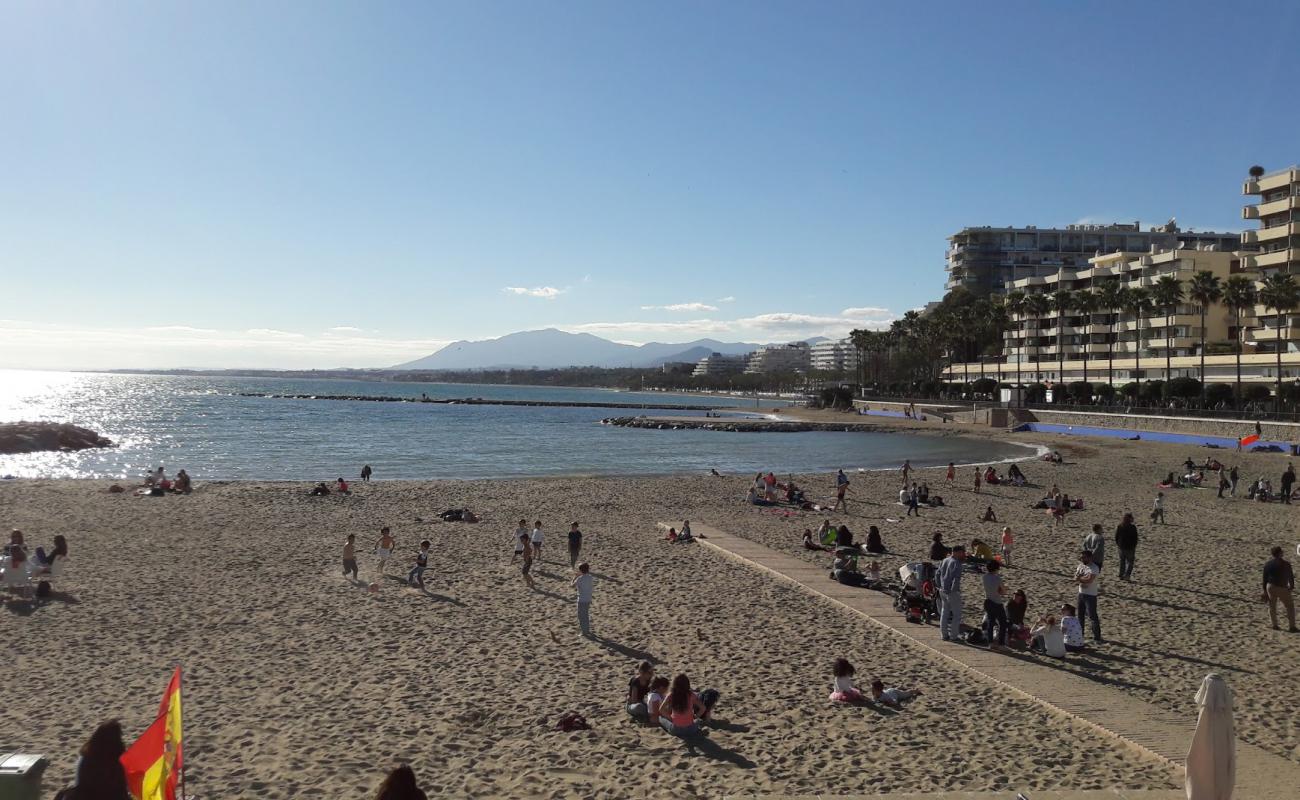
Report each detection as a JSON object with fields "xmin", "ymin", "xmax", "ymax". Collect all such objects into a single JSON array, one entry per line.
[
  {"xmin": 1050, "ymin": 289, "xmax": 1074, "ymax": 386},
  {"xmin": 1258, "ymin": 272, "xmax": 1300, "ymax": 412},
  {"xmin": 1073, "ymin": 288, "xmax": 1098, "ymax": 386},
  {"xmin": 1221, "ymin": 275, "xmax": 1257, "ymax": 410},
  {"xmin": 1186, "ymin": 271, "xmax": 1222, "ymax": 407},
  {"xmin": 1005, "ymin": 290, "xmax": 1027, "ymax": 392},
  {"xmin": 1024, "ymin": 292, "xmax": 1051, "ymax": 387},
  {"xmin": 1150, "ymin": 274, "xmax": 1184, "ymax": 398},
  {"xmin": 1094, "ymin": 280, "xmax": 1127, "ymax": 396},
  {"xmin": 1126, "ymin": 286, "xmax": 1154, "ymax": 394}
]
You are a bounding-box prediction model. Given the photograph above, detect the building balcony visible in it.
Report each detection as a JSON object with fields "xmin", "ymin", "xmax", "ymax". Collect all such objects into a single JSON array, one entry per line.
[
  {"xmin": 1243, "ymin": 248, "xmax": 1300, "ymax": 270},
  {"xmin": 1244, "ymin": 168, "xmax": 1300, "ymax": 196},
  {"xmin": 1253, "ymin": 195, "xmax": 1300, "ymax": 219},
  {"xmin": 1147, "ymin": 337, "xmax": 1197, "ymax": 350},
  {"xmin": 1246, "ymin": 326, "xmax": 1300, "ymax": 345},
  {"xmin": 1242, "ymin": 222, "xmax": 1298, "ymax": 245}
]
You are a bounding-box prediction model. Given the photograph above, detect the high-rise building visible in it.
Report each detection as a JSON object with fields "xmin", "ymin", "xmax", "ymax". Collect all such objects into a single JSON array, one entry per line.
[
  {"xmin": 1242, "ymin": 166, "xmax": 1300, "ymax": 354},
  {"xmin": 744, "ymin": 342, "xmax": 811, "ymax": 375},
  {"xmin": 810, "ymin": 338, "xmax": 860, "ymax": 373},
  {"xmin": 691, "ymin": 352, "xmax": 748, "ymax": 377},
  {"xmin": 947, "ymin": 222, "xmax": 1239, "ymax": 297}
]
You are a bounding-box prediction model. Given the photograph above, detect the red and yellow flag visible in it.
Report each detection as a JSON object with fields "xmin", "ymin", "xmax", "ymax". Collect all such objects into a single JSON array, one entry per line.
[{"xmin": 121, "ymin": 667, "xmax": 183, "ymax": 800}]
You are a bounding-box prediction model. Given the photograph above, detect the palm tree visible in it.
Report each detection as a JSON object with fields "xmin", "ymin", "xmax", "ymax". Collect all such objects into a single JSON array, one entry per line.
[
  {"xmin": 1221, "ymin": 275, "xmax": 1257, "ymax": 410},
  {"xmin": 1094, "ymin": 280, "xmax": 1126, "ymax": 394},
  {"xmin": 1050, "ymin": 289, "xmax": 1074, "ymax": 385},
  {"xmin": 1005, "ymin": 290, "xmax": 1027, "ymax": 391},
  {"xmin": 1073, "ymin": 288, "xmax": 1098, "ymax": 386},
  {"xmin": 981, "ymin": 296, "xmax": 1008, "ymax": 384},
  {"xmin": 1186, "ymin": 271, "xmax": 1222, "ymax": 407},
  {"xmin": 1258, "ymin": 272, "xmax": 1300, "ymax": 413},
  {"xmin": 1126, "ymin": 286, "xmax": 1153, "ymax": 394},
  {"xmin": 1024, "ymin": 292, "xmax": 1050, "ymax": 388},
  {"xmin": 1150, "ymin": 274, "xmax": 1184, "ymax": 396}
]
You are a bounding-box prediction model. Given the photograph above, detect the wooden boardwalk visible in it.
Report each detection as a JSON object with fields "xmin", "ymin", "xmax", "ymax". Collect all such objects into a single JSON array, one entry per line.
[{"xmin": 670, "ymin": 522, "xmax": 1300, "ymax": 800}]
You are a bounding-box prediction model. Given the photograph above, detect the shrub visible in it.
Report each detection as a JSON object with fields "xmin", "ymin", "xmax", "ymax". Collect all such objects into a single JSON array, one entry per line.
[
  {"xmin": 971, "ymin": 377, "xmax": 998, "ymax": 395},
  {"xmin": 1205, "ymin": 383, "xmax": 1233, "ymax": 407},
  {"xmin": 1139, "ymin": 380, "xmax": 1165, "ymax": 401},
  {"xmin": 1067, "ymin": 381, "xmax": 1094, "ymax": 402},
  {"xmin": 1024, "ymin": 382, "xmax": 1047, "ymax": 403},
  {"xmin": 1120, "ymin": 382, "xmax": 1140, "ymax": 399},
  {"xmin": 1095, "ymin": 383, "xmax": 1117, "ymax": 401},
  {"xmin": 1165, "ymin": 376, "xmax": 1201, "ymax": 399},
  {"xmin": 1243, "ymin": 384, "xmax": 1272, "ymax": 403}
]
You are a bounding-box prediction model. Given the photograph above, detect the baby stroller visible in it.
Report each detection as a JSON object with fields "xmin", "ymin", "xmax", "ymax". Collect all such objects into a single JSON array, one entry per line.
[{"xmin": 893, "ymin": 561, "xmax": 938, "ymax": 624}]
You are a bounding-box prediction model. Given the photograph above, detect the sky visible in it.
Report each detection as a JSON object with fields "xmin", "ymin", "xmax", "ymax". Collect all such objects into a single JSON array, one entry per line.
[{"xmin": 3, "ymin": 0, "xmax": 1300, "ymax": 370}]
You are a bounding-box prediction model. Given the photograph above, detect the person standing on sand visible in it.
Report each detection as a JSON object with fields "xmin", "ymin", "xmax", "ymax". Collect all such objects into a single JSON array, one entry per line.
[
  {"xmin": 1217, "ymin": 465, "xmax": 1229, "ymax": 498},
  {"xmin": 982, "ymin": 559, "xmax": 1008, "ymax": 650},
  {"xmin": 374, "ymin": 527, "xmax": 395, "ymax": 576},
  {"xmin": 512, "ymin": 519, "xmax": 528, "ymax": 563},
  {"xmin": 1262, "ymin": 546, "xmax": 1297, "ymax": 631},
  {"xmin": 530, "ymin": 520, "xmax": 544, "ymax": 561},
  {"xmin": 1115, "ymin": 513, "xmax": 1139, "ymax": 581},
  {"xmin": 999, "ymin": 526, "xmax": 1014, "ymax": 566},
  {"xmin": 973, "ymin": 468, "xmax": 981, "ymax": 494},
  {"xmin": 519, "ymin": 532, "xmax": 535, "ymax": 589},
  {"xmin": 573, "ymin": 561, "xmax": 595, "ymax": 637},
  {"xmin": 343, "ymin": 534, "xmax": 359, "ymax": 580},
  {"xmin": 1229, "ymin": 464, "xmax": 1240, "ymax": 497},
  {"xmin": 408, "ymin": 540, "xmax": 430, "ymax": 588},
  {"xmin": 1082, "ymin": 524, "xmax": 1106, "ymax": 572},
  {"xmin": 836, "ymin": 469, "xmax": 849, "ymax": 490},
  {"xmin": 937, "ymin": 545, "xmax": 965, "ymax": 642},
  {"xmin": 905, "ymin": 484, "xmax": 920, "ymax": 517},
  {"xmin": 834, "ymin": 480, "xmax": 848, "ymax": 512},
  {"xmin": 568, "ymin": 522, "xmax": 583, "ymax": 567},
  {"xmin": 1281, "ymin": 463, "xmax": 1295, "ymax": 505},
  {"xmin": 1074, "ymin": 550, "xmax": 1102, "ymax": 642},
  {"xmin": 946, "ymin": 462, "xmax": 955, "ymax": 485},
  {"xmin": 360, "ymin": 464, "xmax": 372, "ymax": 482},
  {"xmin": 1151, "ymin": 492, "xmax": 1166, "ymax": 524},
  {"xmin": 901, "ymin": 460, "xmax": 912, "ymax": 484}
]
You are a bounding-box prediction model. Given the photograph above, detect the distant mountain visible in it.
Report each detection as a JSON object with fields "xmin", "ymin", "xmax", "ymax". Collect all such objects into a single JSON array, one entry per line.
[{"xmin": 391, "ymin": 329, "xmax": 761, "ymax": 370}]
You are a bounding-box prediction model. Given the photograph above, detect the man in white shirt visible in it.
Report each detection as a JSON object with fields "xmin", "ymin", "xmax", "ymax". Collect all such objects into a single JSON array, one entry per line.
[
  {"xmin": 573, "ymin": 562, "xmax": 595, "ymax": 637},
  {"xmin": 1074, "ymin": 550, "xmax": 1103, "ymax": 642}
]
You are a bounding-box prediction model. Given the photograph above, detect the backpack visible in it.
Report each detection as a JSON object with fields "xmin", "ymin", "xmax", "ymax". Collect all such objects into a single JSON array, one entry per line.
[
  {"xmin": 556, "ymin": 711, "xmax": 591, "ymax": 732},
  {"xmin": 36, "ymin": 580, "xmax": 52, "ymax": 598}
]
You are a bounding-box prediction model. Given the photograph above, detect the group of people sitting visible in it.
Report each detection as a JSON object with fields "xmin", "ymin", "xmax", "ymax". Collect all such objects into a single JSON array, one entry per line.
[
  {"xmin": 310, "ymin": 477, "xmax": 352, "ymax": 496},
  {"xmin": 2, "ymin": 528, "xmax": 69, "ymax": 598},
  {"xmin": 981, "ymin": 463, "xmax": 1027, "ymax": 487},
  {"xmin": 664, "ymin": 520, "xmax": 695, "ymax": 543},
  {"xmin": 746, "ymin": 471, "xmax": 814, "ymax": 507},
  {"xmin": 626, "ymin": 662, "xmax": 721, "ymax": 737},
  {"xmin": 141, "ymin": 466, "xmax": 191, "ymax": 495}
]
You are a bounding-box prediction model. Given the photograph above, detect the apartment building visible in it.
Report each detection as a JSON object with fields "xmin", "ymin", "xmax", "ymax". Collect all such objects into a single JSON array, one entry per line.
[
  {"xmin": 1242, "ymin": 166, "xmax": 1300, "ymax": 354},
  {"xmin": 810, "ymin": 338, "xmax": 860, "ymax": 373},
  {"xmin": 744, "ymin": 342, "xmax": 811, "ymax": 375},
  {"xmin": 691, "ymin": 352, "xmax": 748, "ymax": 377},
  {"xmin": 1002, "ymin": 246, "xmax": 1245, "ymax": 383},
  {"xmin": 946, "ymin": 222, "xmax": 1240, "ymax": 297}
]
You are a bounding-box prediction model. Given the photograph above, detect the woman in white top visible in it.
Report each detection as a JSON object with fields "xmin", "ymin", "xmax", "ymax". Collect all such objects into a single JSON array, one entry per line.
[{"xmin": 1030, "ymin": 615, "xmax": 1067, "ymax": 658}]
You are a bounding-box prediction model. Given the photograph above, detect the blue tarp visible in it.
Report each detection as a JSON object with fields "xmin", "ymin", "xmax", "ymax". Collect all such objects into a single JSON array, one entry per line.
[{"xmin": 1012, "ymin": 422, "xmax": 1293, "ymax": 452}]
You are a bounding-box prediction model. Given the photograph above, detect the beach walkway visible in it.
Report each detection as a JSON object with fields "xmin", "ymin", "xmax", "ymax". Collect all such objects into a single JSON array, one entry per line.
[{"xmin": 671, "ymin": 522, "xmax": 1300, "ymax": 800}]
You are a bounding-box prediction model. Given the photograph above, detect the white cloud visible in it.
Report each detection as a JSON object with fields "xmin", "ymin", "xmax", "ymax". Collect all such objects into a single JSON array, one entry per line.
[
  {"xmin": 557, "ymin": 306, "xmax": 897, "ymax": 344},
  {"xmin": 565, "ymin": 319, "xmax": 734, "ymax": 336},
  {"xmin": 328, "ymin": 326, "xmax": 364, "ymax": 333},
  {"xmin": 640, "ymin": 302, "xmax": 719, "ymax": 313},
  {"xmin": 503, "ymin": 286, "xmax": 565, "ymax": 299},
  {"xmin": 144, "ymin": 325, "xmax": 220, "ymax": 334},
  {"xmin": 246, "ymin": 328, "xmax": 305, "ymax": 338},
  {"xmin": 838, "ymin": 307, "xmax": 893, "ymax": 320},
  {"xmin": 717, "ymin": 296, "xmax": 736, "ymax": 303}
]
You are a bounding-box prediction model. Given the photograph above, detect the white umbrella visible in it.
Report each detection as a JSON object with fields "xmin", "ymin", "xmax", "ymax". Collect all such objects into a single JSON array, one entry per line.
[{"xmin": 1186, "ymin": 673, "xmax": 1235, "ymax": 800}]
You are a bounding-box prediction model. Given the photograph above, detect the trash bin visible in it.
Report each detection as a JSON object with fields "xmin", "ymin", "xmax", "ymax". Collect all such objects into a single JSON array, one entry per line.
[{"xmin": 0, "ymin": 752, "xmax": 47, "ymax": 800}]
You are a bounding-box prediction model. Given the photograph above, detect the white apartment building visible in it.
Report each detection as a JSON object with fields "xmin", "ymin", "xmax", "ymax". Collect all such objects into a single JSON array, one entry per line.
[
  {"xmin": 810, "ymin": 338, "xmax": 860, "ymax": 373},
  {"xmin": 691, "ymin": 352, "xmax": 748, "ymax": 377},
  {"xmin": 744, "ymin": 342, "xmax": 811, "ymax": 375},
  {"xmin": 1242, "ymin": 165, "xmax": 1300, "ymax": 353}
]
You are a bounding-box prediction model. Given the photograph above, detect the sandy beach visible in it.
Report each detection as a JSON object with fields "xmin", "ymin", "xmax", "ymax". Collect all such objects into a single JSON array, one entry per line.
[{"xmin": 5, "ymin": 421, "xmax": 1299, "ymax": 798}]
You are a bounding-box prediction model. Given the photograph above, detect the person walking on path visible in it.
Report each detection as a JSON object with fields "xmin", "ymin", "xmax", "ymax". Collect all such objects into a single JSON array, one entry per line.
[
  {"xmin": 1262, "ymin": 546, "xmax": 1297, "ymax": 631},
  {"xmin": 360, "ymin": 464, "xmax": 372, "ymax": 482},
  {"xmin": 567, "ymin": 522, "xmax": 584, "ymax": 567},
  {"xmin": 1151, "ymin": 492, "xmax": 1166, "ymax": 525},
  {"xmin": 1082, "ymin": 524, "xmax": 1106, "ymax": 572},
  {"xmin": 1281, "ymin": 463, "xmax": 1296, "ymax": 505},
  {"xmin": 982, "ymin": 559, "xmax": 1009, "ymax": 650},
  {"xmin": 573, "ymin": 562, "xmax": 595, "ymax": 637},
  {"xmin": 937, "ymin": 545, "xmax": 966, "ymax": 642},
  {"xmin": 1115, "ymin": 513, "xmax": 1139, "ymax": 581},
  {"xmin": 1074, "ymin": 550, "xmax": 1103, "ymax": 642}
]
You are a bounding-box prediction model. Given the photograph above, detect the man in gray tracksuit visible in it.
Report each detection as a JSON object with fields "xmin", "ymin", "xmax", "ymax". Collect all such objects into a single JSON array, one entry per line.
[{"xmin": 937, "ymin": 545, "xmax": 967, "ymax": 642}]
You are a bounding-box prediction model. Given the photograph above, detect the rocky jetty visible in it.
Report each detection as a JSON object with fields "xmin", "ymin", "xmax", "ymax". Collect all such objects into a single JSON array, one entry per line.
[
  {"xmin": 600, "ymin": 416, "xmax": 872, "ymax": 433},
  {"xmin": 238, "ymin": 393, "xmax": 721, "ymax": 412},
  {"xmin": 0, "ymin": 422, "xmax": 115, "ymax": 455}
]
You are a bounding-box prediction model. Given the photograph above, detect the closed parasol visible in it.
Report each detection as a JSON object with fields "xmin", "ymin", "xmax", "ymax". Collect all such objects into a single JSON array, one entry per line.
[{"xmin": 1185, "ymin": 673, "xmax": 1235, "ymax": 800}]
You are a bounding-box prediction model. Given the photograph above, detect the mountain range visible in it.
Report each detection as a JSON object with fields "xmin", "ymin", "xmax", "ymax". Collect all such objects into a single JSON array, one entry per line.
[{"xmin": 391, "ymin": 328, "xmax": 799, "ymax": 370}]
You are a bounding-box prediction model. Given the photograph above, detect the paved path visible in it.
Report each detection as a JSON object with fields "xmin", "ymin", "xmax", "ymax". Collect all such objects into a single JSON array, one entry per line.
[
  {"xmin": 722, "ymin": 791, "xmax": 1185, "ymax": 800},
  {"xmin": 669, "ymin": 522, "xmax": 1300, "ymax": 800}
]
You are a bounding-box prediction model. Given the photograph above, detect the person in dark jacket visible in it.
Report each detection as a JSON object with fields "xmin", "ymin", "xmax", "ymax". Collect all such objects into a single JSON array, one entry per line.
[
  {"xmin": 1281, "ymin": 463, "xmax": 1295, "ymax": 505},
  {"xmin": 928, "ymin": 532, "xmax": 950, "ymax": 562},
  {"xmin": 56, "ymin": 720, "xmax": 130, "ymax": 800},
  {"xmin": 1115, "ymin": 512, "xmax": 1139, "ymax": 581}
]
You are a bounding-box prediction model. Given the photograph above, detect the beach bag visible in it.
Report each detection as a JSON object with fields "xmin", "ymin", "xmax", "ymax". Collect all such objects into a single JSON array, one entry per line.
[
  {"xmin": 440, "ymin": 509, "xmax": 465, "ymax": 521},
  {"xmin": 964, "ymin": 628, "xmax": 986, "ymax": 646},
  {"xmin": 556, "ymin": 711, "xmax": 591, "ymax": 732},
  {"xmin": 36, "ymin": 580, "xmax": 52, "ymax": 598}
]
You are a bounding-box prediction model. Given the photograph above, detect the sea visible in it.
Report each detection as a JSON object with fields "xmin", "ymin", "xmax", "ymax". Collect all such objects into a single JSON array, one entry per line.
[{"xmin": 0, "ymin": 370, "xmax": 1035, "ymax": 480}]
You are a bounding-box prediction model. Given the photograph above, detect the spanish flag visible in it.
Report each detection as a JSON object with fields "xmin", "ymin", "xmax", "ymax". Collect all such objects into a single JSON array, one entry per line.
[{"xmin": 121, "ymin": 668, "xmax": 184, "ymax": 800}]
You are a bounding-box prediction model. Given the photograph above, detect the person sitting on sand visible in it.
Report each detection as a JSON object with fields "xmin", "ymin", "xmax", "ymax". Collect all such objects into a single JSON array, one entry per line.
[
  {"xmin": 373, "ymin": 764, "xmax": 429, "ymax": 800},
  {"xmin": 1006, "ymin": 588, "xmax": 1028, "ymax": 631},
  {"xmin": 830, "ymin": 657, "xmax": 863, "ymax": 702},
  {"xmin": 869, "ymin": 679, "xmax": 922, "ymax": 708},
  {"xmin": 33, "ymin": 534, "xmax": 68, "ymax": 576},
  {"xmin": 803, "ymin": 529, "xmax": 831, "ymax": 552},
  {"xmin": 1161, "ymin": 472, "xmax": 1177, "ymax": 488},
  {"xmin": 665, "ymin": 526, "xmax": 678, "ymax": 542},
  {"xmin": 865, "ymin": 560, "xmax": 882, "ymax": 588},
  {"xmin": 1059, "ymin": 603, "xmax": 1085, "ymax": 651},
  {"xmin": 929, "ymin": 532, "xmax": 950, "ymax": 562},
  {"xmin": 981, "ymin": 505, "xmax": 998, "ymax": 523},
  {"xmin": 658, "ymin": 674, "xmax": 709, "ymax": 736},
  {"xmin": 1030, "ymin": 614, "xmax": 1066, "ymax": 657},
  {"xmin": 626, "ymin": 661, "xmax": 655, "ymax": 720},
  {"xmin": 5, "ymin": 529, "xmax": 26, "ymax": 559},
  {"xmin": 59, "ymin": 719, "xmax": 130, "ymax": 800},
  {"xmin": 172, "ymin": 469, "xmax": 191, "ymax": 493},
  {"xmin": 336, "ymin": 477, "xmax": 350, "ymax": 494},
  {"xmin": 746, "ymin": 487, "xmax": 774, "ymax": 507},
  {"xmin": 1008, "ymin": 463, "xmax": 1026, "ymax": 485},
  {"xmin": 863, "ymin": 525, "xmax": 885, "ymax": 554},
  {"xmin": 645, "ymin": 676, "xmax": 670, "ymax": 722},
  {"xmin": 898, "ymin": 486, "xmax": 910, "ymax": 505},
  {"xmin": 969, "ymin": 538, "xmax": 994, "ymax": 567},
  {"xmin": 310, "ymin": 482, "xmax": 331, "ymax": 496},
  {"xmin": 835, "ymin": 525, "xmax": 854, "ymax": 549},
  {"xmin": 676, "ymin": 525, "xmax": 694, "ymax": 544}
]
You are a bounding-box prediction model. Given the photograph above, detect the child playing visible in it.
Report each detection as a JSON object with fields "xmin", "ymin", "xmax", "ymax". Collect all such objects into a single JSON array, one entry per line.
[
  {"xmin": 512, "ymin": 519, "xmax": 528, "ymax": 563},
  {"xmin": 519, "ymin": 532, "xmax": 535, "ymax": 589},
  {"xmin": 530, "ymin": 520, "xmax": 544, "ymax": 560},
  {"xmin": 869, "ymin": 679, "xmax": 922, "ymax": 708},
  {"xmin": 374, "ymin": 527, "xmax": 395, "ymax": 576},
  {"xmin": 999, "ymin": 526, "xmax": 1014, "ymax": 566},
  {"xmin": 866, "ymin": 560, "xmax": 882, "ymax": 587},
  {"xmin": 408, "ymin": 540, "xmax": 431, "ymax": 588},
  {"xmin": 1060, "ymin": 603, "xmax": 1085, "ymax": 651},
  {"xmin": 830, "ymin": 658, "xmax": 863, "ymax": 702},
  {"xmin": 343, "ymin": 534, "xmax": 359, "ymax": 580}
]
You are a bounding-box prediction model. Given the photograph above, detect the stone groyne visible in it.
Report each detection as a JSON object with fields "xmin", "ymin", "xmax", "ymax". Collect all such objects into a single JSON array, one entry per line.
[
  {"xmin": 601, "ymin": 416, "xmax": 871, "ymax": 433},
  {"xmin": 0, "ymin": 422, "xmax": 114, "ymax": 455},
  {"xmin": 237, "ymin": 393, "xmax": 723, "ymax": 412}
]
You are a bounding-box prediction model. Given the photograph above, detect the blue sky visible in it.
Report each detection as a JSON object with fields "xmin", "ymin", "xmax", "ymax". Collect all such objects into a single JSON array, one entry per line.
[{"xmin": 3, "ymin": 0, "xmax": 1299, "ymax": 369}]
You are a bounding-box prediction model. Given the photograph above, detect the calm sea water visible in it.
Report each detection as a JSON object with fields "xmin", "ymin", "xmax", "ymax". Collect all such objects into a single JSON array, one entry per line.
[{"xmin": 0, "ymin": 370, "xmax": 1034, "ymax": 480}]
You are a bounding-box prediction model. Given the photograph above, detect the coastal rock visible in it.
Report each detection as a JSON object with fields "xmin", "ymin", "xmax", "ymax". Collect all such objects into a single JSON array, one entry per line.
[
  {"xmin": 600, "ymin": 416, "xmax": 871, "ymax": 434},
  {"xmin": 0, "ymin": 421, "xmax": 114, "ymax": 455}
]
